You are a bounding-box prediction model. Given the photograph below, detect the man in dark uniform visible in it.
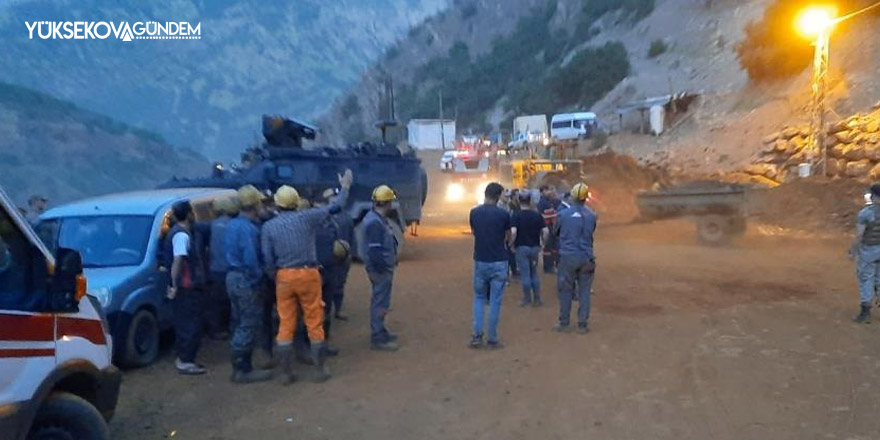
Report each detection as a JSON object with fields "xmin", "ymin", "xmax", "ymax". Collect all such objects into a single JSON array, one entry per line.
[
  {"xmin": 322, "ymin": 188, "xmax": 354, "ymax": 320},
  {"xmin": 164, "ymin": 201, "xmax": 209, "ymax": 375},
  {"xmin": 852, "ymin": 184, "xmax": 880, "ymax": 323},
  {"xmin": 206, "ymin": 198, "xmax": 237, "ymax": 340},
  {"xmin": 537, "ymin": 185, "xmax": 561, "ymax": 274},
  {"xmin": 553, "ymin": 183, "xmax": 597, "ymax": 334},
  {"xmin": 363, "ymin": 185, "xmax": 400, "ymax": 352}
]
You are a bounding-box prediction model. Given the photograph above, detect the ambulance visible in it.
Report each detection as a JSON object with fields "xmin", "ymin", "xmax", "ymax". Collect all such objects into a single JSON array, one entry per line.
[{"xmin": 0, "ymin": 185, "xmax": 120, "ymax": 440}]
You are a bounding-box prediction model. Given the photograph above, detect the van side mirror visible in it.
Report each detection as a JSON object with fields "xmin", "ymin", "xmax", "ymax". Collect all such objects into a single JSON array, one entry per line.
[{"xmin": 48, "ymin": 247, "xmax": 84, "ymax": 313}]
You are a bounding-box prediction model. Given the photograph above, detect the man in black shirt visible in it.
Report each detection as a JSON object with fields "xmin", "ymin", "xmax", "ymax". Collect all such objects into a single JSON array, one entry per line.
[
  {"xmin": 469, "ymin": 182, "xmax": 512, "ymax": 349},
  {"xmin": 511, "ymin": 192, "xmax": 549, "ymax": 307}
]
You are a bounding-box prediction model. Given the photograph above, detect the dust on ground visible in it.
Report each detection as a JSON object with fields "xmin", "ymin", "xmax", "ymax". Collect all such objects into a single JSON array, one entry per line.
[
  {"xmin": 108, "ymin": 150, "xmax": 879, "ymax": 440},
  {"xmin": 751, "ymin": 177, "xmax": 866, "ymax": 233}
]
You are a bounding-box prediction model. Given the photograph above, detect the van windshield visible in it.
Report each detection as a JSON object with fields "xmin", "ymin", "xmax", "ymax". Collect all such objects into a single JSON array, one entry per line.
[{"xmin": 37, "ymin": 215, "xmax": 153, "ymax": 268}]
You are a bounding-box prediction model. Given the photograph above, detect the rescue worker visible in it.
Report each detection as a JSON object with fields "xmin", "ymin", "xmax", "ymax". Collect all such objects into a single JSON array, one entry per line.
[
  {"xmin": 206, "ymin": 198, "xmax": 237, "ymax": 340},
  {"xmin": 498, "ymin": 190, "xmax": 518, "ymax": 279},
  {"xmin": 553, "ymin": 183, "xmax": 597, "ymax": 334},
  {"xmin": 320, "ymin": 188, "xmax": 354, "ymax": 321},
  {"xmin": 511, "ymin": 191, "xmax": 549, "ymax": 307},
  {"xmin": 363, "ymin": 185, "xmax": 401, "ymax": 352},
  {"xmin": 164, "ymin": 201, "xmax": 208, "ymax": 375},
  {"xmin": 852, "ymin": 183, "xmax": 880, "ymax": 324},
  {"xmin": 224, "ymin": 185, "xmax": 273, "ymax": 383},
  {"xmin": 537, "ymin": 185, "xmax": 561, "ymax": 274},
  {"xmin": 469, "ymin": 182, "xmax": 512, "ymax": 349},
  {"xmin": 261, "ymin": 170, "xmax": 353, "ymax": 384}
]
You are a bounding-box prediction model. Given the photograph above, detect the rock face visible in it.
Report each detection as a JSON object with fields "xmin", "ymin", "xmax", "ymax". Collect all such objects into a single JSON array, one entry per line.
[
  {"xmin": 745, "ymin": 108, "xmax": 880, "ymax": 183},
  {"xmin": 0, "ymin": 0, "xmax": 448, "ymax": 160}
]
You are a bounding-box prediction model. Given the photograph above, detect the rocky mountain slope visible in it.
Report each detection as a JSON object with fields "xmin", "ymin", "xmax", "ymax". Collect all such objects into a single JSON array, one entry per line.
[
  {"xmin": 0, "ymin": 82, "xmax": 207, "ymax": 206},
  {"xmin": 324, "ymin": 0, "xmax": 880, "ymax": 185},
  {"xmin": 0, "ymin": 0, "xmax": 448, "ymax": 160},
  {"xmin": 322, "ymin": 0, "xmax": 656, "ymax": 143}
]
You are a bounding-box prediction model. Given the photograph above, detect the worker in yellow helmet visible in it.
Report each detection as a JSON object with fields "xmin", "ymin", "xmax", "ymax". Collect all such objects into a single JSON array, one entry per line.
[
  {"xmin": 362, "ymin": 184, "xmax": 401, "ymax": 351},
  {"xmin": 261, "ymin": 170, "xmax": 354, "ymax": 384},
  {"xmin": 224, "ymin": 184, "xmax": 274, "ymax": 383},
  {"xmin": 553, "ymin": 182, "xmax": 597, "ymax": 335}
]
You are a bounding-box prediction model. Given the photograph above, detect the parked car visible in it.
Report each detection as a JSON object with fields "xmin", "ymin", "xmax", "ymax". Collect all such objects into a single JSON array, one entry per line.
[
  {"xmin": 36, "ymin": 188, "xmax": 236, "ymax": 367},
  {"xmin": 550, "ymin": 112, "xmax": 597, "ymax": 140},
  {"xmin": 0, "ymin": 184, "xmax": 120, "ymax": 440}
]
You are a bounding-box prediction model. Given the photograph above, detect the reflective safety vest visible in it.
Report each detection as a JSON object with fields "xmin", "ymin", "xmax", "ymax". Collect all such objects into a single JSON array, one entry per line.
[{"xmin": 864, "ymin": 206, "xmax": 880, "ymax": 246}]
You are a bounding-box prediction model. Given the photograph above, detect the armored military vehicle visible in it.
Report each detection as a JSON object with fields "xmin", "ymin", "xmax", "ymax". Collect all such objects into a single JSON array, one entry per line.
[{"xmin": 160, "ymin": 115, "xmax": 427, "ymax": 257}]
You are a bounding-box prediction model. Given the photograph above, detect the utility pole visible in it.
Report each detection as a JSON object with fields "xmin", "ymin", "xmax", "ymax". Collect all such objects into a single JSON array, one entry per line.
[
  {"xmin": 809, "ymin": 28, "xmax": 830, "ymax": 176},
  {"xmin": 439, "ymin": 90, "xmax": 446, "ymax": 150}
]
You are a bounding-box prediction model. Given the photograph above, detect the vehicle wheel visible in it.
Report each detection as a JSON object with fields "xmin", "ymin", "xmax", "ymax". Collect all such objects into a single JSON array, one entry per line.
[
  {"xmin": 696, "ymin": 215, "xmax": 731, "ymax": 245},
  {"xmin": 730, "ymin": 216, "xmax": 747, "ymax": 236},
  {"xmin": 122, "ymin": 309, "xmax": 159, "ymax": 368},
  {"xmin": 27, "ymin": 392, "xmax": 109, "ymax": 440}
]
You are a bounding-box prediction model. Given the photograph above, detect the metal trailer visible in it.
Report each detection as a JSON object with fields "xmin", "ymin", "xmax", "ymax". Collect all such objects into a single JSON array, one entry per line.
[{"xmin": 636, "ymin": 182, "xmax": 752, "ymax": 245}]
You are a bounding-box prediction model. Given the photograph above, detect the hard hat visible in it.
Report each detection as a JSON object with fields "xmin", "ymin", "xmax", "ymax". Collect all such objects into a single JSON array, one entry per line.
[
  {"xmin": 571, "ymin": 183, "xmax": 591, "ymax": 201},
  {"xmin": 333, "ymin": 239, "xmax": 351, "ymax": 260},
  {"xmin": 322, "ymin": 188, "xmax": 338, "ymax": 201},
  {"xmin": 237, "ymin": 185, "xmax": 263, "ymax": 208},
  {"xmin": 274, "ymin": 185, "xmax": 301, "ymax": 209},
  {"xmin": 223, "ymin": 198, "xmax": 241, "ymax": 216},
  {"xmin": 372, "ymin": 185, "xmax": 396, "ymax": 203}
]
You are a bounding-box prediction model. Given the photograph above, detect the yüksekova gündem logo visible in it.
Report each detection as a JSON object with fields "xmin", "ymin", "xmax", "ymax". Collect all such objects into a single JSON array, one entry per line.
[{"xmin": 25, "ymin": 21, "xmax": 201, "ymax": 42}]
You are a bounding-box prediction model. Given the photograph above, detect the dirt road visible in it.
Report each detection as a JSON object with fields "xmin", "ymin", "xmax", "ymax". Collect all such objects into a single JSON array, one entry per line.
[{"xmin": 110, "ymin": 158, "xmax": 880, "ymax": 440}]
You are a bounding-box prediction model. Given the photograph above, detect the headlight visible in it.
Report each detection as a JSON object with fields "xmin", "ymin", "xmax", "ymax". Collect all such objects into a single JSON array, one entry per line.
[
  {"xmin": 446, "ymin": 183, "xmax": 465, "ymax": 202},
  {"xmin": 88, "ymin": 286, "xmax": 112, "ymax": 308}
]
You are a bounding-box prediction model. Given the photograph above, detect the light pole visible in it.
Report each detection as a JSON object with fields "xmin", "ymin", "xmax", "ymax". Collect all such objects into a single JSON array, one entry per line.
[
  {"xmin": 796, "ymin": 6, "xmax": 836, "ymax": 176},
  {"xmin": 796, "ymin": 2, "xmax": 880, "ymax": 176}
]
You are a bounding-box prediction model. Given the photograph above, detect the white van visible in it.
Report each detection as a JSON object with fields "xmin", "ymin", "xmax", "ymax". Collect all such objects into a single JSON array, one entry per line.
[
  {"xmin": 550, "ymin": 112, "xmax": 597, "ymax": 141},
  {"xmin": 0, "ymin": 185, "xmax": 120, "ymax": 440}
]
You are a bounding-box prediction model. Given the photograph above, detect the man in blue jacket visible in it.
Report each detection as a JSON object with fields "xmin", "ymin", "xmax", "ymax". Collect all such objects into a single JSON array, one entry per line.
[
  {"xmin": 363, "ymin": 185, "xmax": 400, "ymax": 352},
  {"xmin": 553, "ymin": 183, "xmax": 597, "ymax": 335}
]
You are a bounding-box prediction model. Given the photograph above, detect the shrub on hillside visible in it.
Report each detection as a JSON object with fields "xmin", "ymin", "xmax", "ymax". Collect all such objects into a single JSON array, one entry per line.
[
  {"xmin": 546, "ymin": 42, "xmax": 631, "ymax": 108},
  {"xmin": 647, "ymin": 39, "xmax": 667, "ymax": 58}
]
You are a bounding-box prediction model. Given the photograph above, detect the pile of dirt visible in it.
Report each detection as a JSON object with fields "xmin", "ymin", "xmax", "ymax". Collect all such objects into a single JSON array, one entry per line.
[
  {"xmin": 752, "ymin": 178, "xmax": 865, "ymax": 233},
  {"xmin": 581, "ymin": 151, "xmax": 667, "ymax": 222}
]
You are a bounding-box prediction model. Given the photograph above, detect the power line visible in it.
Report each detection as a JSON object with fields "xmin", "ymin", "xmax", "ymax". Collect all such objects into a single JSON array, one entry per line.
[{"xmin": 835, "ymin": 1, "xmax": 880, "ymax": 24}]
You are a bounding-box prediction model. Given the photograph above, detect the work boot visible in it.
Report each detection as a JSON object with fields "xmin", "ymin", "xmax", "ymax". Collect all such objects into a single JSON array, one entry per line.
[
  {"xmin": 553, "ymin": 324, "xmax": 572, "ymax": 333},
  {"xmin": 576, "ymin": 323, "xmax": 590, "ymax": 334},
  {"xmin": 230, "ymin": 351, "xmax": 273, "ymax": 384},
  {"xmin": 275, "ymin": 344, "xmax": 297, "ymax": 385},
  {"xmin": 295, "ymin": 348, "xmax": 315, "ymax": 366},
  {"xmin": 323, "ymin": 344, "xmax": 340, "ymax": 357},
  {"xmin": 310, "ymin": 342, "xmax": 332, "ymax": 383},
  {"xmin": 854, "ymin": 305, "xmax": 872, "ymax": 324},
  {"xmin": 371, "ymin": 340, "xmax": 400, "ymax": 352}
]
